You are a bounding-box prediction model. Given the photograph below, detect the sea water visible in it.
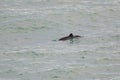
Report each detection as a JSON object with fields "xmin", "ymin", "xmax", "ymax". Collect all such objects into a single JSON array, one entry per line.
[{"xmin": 0, "ymin": 0, "xmax": 120, "ymax": 80}]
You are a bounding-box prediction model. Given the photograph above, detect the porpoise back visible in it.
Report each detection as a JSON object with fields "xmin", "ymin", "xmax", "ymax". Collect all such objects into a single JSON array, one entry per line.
[{"xmin": 59, "ymin": 33, "xmax": 81, "ymax": 41}]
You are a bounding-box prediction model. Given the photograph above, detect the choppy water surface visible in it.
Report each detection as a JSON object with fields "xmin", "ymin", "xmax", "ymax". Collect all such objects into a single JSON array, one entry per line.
[{"xmin": 0, "ymin": 0, "xmax": 120, "ymax": 80}]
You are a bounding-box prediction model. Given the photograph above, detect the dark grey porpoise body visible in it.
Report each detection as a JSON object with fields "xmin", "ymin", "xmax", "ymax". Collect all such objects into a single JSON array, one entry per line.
[{"xmin": 59, "ymin": 33, "xmax": 81, "ymax": 41}]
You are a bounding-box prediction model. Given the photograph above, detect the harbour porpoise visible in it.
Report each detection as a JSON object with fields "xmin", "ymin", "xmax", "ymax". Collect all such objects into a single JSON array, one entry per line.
[{"xmin": 59, "ymin": 33, "xmax": 82, "ymax": 41}]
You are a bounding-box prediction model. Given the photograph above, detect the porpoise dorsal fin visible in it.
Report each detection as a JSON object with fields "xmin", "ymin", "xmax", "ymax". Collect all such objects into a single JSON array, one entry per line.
[{"xmin": 69, "ymin": 33, "xmax": 73, "ymax": 37}]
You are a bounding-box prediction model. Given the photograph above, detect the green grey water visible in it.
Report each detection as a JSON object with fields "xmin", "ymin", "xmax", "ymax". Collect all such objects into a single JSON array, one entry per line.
[{"xmin": 0, "ymin": 0, "xmax": 120, "ymax": 80}]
